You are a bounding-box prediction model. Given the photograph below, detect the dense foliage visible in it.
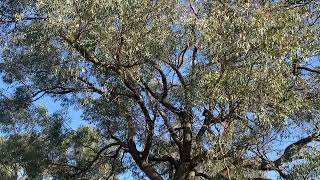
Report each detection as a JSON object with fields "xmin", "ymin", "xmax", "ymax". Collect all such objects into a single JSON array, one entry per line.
[{"xmin": 0, "ymin": 0, "xmax": 320, "ymax": 179}]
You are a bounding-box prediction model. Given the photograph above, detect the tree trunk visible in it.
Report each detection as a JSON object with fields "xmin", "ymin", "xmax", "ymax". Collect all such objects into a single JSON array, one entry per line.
[{"xmin": 173, "ymin": 163, "xmax": 192, "ymax": 180}]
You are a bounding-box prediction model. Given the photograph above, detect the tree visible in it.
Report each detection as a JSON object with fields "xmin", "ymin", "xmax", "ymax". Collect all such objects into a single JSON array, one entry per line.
[{"xmin": 0, "ymin": 0, "xmax": 320, "ymax": 179}]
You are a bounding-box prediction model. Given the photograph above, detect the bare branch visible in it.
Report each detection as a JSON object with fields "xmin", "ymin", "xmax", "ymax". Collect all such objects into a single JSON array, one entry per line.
[
  {"xmin": 0, "ymin": 17, "xmax": 46, "ymax": 24},
  {"xmin": 77, "ymin": 76, "xmax": 106, "ymax": 95},
  {"xmin": 157, "ymin": 110, "xmax": 182, "ymax": 149},
  {"xmin": 163, "ymin": 60, "xmax": 187, "ymax": 88},
  {"xmin": 142, "ymin": 81, "xmax": 182, "ymax": 115},
  {"xmin": 188, "ymin": 0, "xmax": 199, "ymax": 18},
  {"xmin": 60, "ymin": 34, "xmax": 116, "ymax": 71},
  {"xmin": 177, "ymin": 46, "xmax": 188, "ymax": 68},
  {"xmin": 74, "ymin": 143, "xmax": 121, "ymax": 176},
  {"xmin": 297, "ymin": 66, "xmax": 320, "ymax": 74}
]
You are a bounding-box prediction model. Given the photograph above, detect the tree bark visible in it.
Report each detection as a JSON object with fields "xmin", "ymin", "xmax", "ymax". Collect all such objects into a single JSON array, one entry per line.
[
  {"xmin": 128, "ymin": 140, "xmax": 163, "ymax": 180},
  {"xmin": 139, "ymin": 162, "xmax": 163, "ymax": 180},
  {"xmin": 173, "ymin": 162, "xmax": 192, "ymax": 180},
  {"xmin": 180, "ymin": 112, "xmax": 193, "ymax": 162}
]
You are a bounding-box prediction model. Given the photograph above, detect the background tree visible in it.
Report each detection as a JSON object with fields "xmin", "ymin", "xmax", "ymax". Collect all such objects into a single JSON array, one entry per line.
[{"xmin": 0, "ymin": 0, "xmax": 320, "ymax": 179}]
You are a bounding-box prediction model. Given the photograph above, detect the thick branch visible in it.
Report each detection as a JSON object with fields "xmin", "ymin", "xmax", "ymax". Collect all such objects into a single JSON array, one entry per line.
[
  {"xmin": 154, "ymin": 66, "xmax": 168, "ymax": 100},
  {"xmin": 115, "ymin": 71, "xmax": 157, "ymax": 165},
  {"xmin": 274, "ymin": 129, "xmax": 320, "ymax": 165},
  {"xmin": 197, "ymin": 103, "xmax": 238, "ymax": 140},
  {"xmin": 158, "ymin": 110, "xmax": 182, "ymax": 149},
  {"xmin": 141, "ymin": 121, "xmax": 155, "ymax": 160},
  {"xmin": 177, "ymin": 46, "xmax": 188, "ymax": 68},
  {"xmin": 149, "ymin": 155, "xmax": 178, "ymax": 167},
  {"xmin": 142, "ymin": 81, "xmax": 181, "ymax": 115},
  {"xmin": 196, "ymin": 109, "xmax": 217, "ymax": 140},
  {"xmin": 128, "ymin": 139, "xmax": 163, "ymax": 180},
  {"xmin": 164, "ymin": 61, "xmax": 187, "ymax": 88},
  {"xmin": 244, "ymin": 157, "xmax": 286, "ymax": 179}
]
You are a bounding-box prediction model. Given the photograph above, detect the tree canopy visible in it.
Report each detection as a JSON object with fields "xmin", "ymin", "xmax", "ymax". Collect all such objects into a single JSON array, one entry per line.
[{"xmin": 0, "ymin": 0, "xmax": 320, "ymax": 179}]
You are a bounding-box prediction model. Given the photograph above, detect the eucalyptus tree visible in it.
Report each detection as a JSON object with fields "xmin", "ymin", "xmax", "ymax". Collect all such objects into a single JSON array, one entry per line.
[{"xmin": 0, "ymin": 0, "xmax": 320, "ymax": 179}]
